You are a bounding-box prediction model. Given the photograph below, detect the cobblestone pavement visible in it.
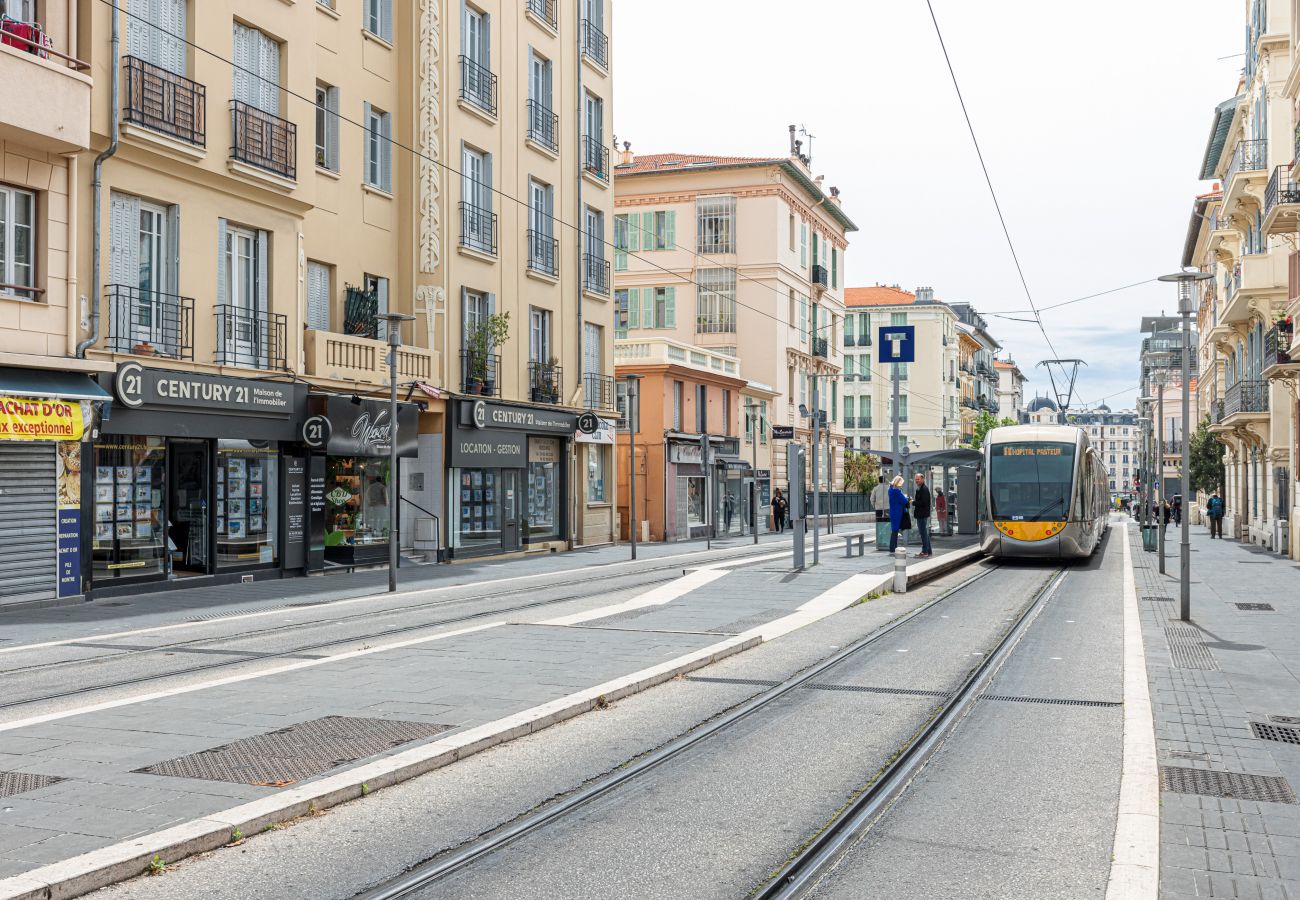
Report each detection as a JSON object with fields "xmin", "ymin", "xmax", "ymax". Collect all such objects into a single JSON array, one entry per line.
[{"xmin": 1129, "ymin": 523, "xmax": 1300, "ymax": 899}]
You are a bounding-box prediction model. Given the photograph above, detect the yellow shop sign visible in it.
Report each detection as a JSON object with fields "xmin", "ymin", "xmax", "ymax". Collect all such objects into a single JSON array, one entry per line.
[{"xmin": 0, "ymin": 396, "xmax": 85, "ymax": 441}]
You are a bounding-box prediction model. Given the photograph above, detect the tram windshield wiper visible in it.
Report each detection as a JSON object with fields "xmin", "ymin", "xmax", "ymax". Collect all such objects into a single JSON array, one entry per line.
[{"xmin": 1029, "ymin": 496, "xmax": 1065, "ymax": 520}]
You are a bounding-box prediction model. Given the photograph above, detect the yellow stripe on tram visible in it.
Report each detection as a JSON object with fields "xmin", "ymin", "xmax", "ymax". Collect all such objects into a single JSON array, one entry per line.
[{"xmin": 993, "ymin": 520, "xmax": 1067, "ymax": 542}]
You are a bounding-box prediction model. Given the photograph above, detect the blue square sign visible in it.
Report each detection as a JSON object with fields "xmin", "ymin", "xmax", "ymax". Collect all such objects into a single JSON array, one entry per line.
[{"xmin": 878, "ymin": 326, "xmax": 916, "ymax": 364}]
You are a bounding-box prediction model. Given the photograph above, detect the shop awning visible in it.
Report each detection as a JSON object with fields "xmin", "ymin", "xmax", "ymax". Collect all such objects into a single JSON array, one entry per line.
[
  {"xmin": 0, "ymin": 367, "xmax": 114, "ymax": 402},
  {"xmin": 714, "ymin": 455, "xmax": 752, "ymax": 471}
]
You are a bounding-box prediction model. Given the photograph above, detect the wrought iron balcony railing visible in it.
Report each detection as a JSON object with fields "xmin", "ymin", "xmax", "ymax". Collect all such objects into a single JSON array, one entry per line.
[
  {"xmin": 526, "ymin": 98, "xmax": 558, "ymax": 153},
  {"xmin": 1209, "ymin": 399, "xmax": 1224, "ymax": 425},
  {"xmin": 844, "ymin": 334, "xmax": 856, "ymax": 347},
  {"xmin": 1266, "ymin": 165, "xmax": 1300, "ymax": 218},
  {"xmin": 1225, "ymin": 138, "xmax": 1267, "ymax": 188},
  {"xmin": 459, "ymin": 55, "xmax": 498, "ymax": 117},
  {"xmin": 214, "ymin": 304, "xmax": 287, "ymax": 370},
  {"xmin": 526, "ymin": 229, "xmax": 558, "ymax": 277},
  {"xmin": 584, "ymin": 372, "xmax": 616, "ymax": 410},
  {"xmin": 1223, "ymin": 379, "xmax": 1268, "ymax": 416},
  {"xmin": 460, "ymin": 349, "xmax": 501, "ymax": 396},
  {"xmin": 583, "ymin": 253, "xmax": 610, "ymax": 296},
  {"xmin": 812, "ymin": 336, "xmax": 829, "ymax": 358},
  {"xmin": 1265, "ymin": 322, "xmax": 1295, "ymax": 367},
  {"xmin": 583, "ymin": 134, "xmax": 609, "ymax": 182},
  {"xmin": 124, "ymin": 57, "xmax": 206, "ymax": 147},
  {"xmin": 580, "ymin": 18, "xmax": 608, "ymax": 68},
  {"xmin": 525, "ymin": 0, "xmax": 557, "ymax": 29},
  {"xmin": 528, "ymin": 361, "xmax": 562, "ymax": 404},
  {"xmin": 811, "ymin": 264, "xmax": 829, "ymax": 289},
  {"xmin": 961, "ymin": 397, "xmax": 978, "ymax": 410},
  {"xmin": 460, "ymin": 201, "xmax": 498, "ymax": 256},
  {"xmin": 230, "ymin": 100, "xmax": 296, "ymax": 180},
  {"xmin": 106, "ymin": 285, "xmax": 194, "ymax": 359}
]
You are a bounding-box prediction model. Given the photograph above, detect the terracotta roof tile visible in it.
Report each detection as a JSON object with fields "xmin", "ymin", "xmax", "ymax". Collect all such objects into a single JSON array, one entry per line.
[
  {"xmin": 844, "ymin": 286, "xmax": 918, "ymax": 308},
  {"xmin": 615, "ymin": 153, "xmax": 785, "ymax": 176}
]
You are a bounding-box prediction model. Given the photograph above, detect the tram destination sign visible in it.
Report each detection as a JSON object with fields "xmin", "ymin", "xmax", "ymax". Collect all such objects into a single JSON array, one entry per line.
[{"xmin": 113, "ymin": 363, "xmax": 295, "ymax": 416}]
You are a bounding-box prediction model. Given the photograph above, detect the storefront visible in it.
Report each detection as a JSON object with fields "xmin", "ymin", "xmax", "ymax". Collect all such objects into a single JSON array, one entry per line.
[
  {"xmin": 446, "ymin": 399, "xmax": 576, "ymax": 558},
  {"xmin": 92, "ymin": 363, "xmax": 307, "ymax": 594},
  {"xmin": 309, "ymin": 394, "xmax": 419, "ymax": 568},
  {"xmin": 0, "ymin": 368, "xmax": 110, "ymax": 606}
]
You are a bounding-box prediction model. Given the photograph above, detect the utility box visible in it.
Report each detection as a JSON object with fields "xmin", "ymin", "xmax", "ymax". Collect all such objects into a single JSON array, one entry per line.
[
  {"xmin": 956, "ymin": 467, "xmax": 979, "ymax": 535},
  {"xmin": 786, "ymin": 445, "xmax": 806, "ymax": 520}
]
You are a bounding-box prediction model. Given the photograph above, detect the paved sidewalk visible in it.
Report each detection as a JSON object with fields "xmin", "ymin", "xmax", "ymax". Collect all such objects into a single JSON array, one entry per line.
[
  {"xmin": 0, "ymin": 531, "xmax": 976, "ymax": 898},
  {"xmin": 1128, "ymin": 524, "xmax": 1300, "ymax": 898}
]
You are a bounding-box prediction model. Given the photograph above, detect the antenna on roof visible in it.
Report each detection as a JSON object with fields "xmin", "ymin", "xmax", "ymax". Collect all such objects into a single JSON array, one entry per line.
[{"xmin": 797, "ymin": 124, "xmax": 815, "ymax": 166}]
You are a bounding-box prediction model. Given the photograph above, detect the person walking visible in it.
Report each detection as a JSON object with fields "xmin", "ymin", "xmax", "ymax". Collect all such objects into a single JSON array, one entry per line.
[
  {"xmin": 772, "ymin": 489, "xmax": 788, "ymax": 533},
  {"xmin": 1172, "ymin": 496, "xmax": 1182, "ymax": 527},
  {"xmin": 723, "ymin": 492, "xmax": 735, "ymax": 534},
  {"xmin": 1206, "ymin": 489, "xmax": 1225, "ymax": 539},
  {"xmin": 1160, "ymin": 499, "xmax": 1171, "ymax": 532},
  {"xmin": 935, "ymin": 489, "xmax": 948, "ymax": 535},
  {"xmin": 871, "ymin": 478, "xmax": 889, "ymax": 523},
  {"xmin": 912, "ymin": 472, "xmax": 933, "ymax": 557},
  {"xmin": 888, "ymin": 475, "xmax": 909, "ymax": 554}
]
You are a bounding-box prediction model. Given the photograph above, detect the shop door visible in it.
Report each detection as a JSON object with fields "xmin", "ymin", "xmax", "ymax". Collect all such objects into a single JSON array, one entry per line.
[
  {"xmin": 501, "ymin": 470, "xmax": 521, "ymax": 552},
  {"xmin": 168, "ymin": 440, "xmax": 210, "ymax": 575},
  {"xmin": 0, "ymin": 443, "xmax": 58, "ymax": 605}
]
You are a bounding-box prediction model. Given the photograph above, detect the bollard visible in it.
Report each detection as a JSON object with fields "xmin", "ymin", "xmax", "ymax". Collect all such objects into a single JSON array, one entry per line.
[{"xmin": 893, "ymin": 548, "xmax": 907, "ymax": 593}]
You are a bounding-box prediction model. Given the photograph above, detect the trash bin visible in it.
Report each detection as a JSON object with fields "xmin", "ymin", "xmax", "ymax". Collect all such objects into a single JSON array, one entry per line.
[
  {"xmin": 1141, "ymin": 524, "xmax": 1158, "ymax": 552},
  {"xmin": 875, "ymin": 520, "xmax": 892, "ymax": 550}
]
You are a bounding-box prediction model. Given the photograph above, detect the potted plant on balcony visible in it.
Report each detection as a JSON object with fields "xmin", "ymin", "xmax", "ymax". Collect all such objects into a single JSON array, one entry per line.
[
  {"xmin": 466, "ymin": 312, "xmax": 511, "ymax": 395},
  {"xmin": 531, "ymin": 356, "xmax": 560, "ymax": 403}
]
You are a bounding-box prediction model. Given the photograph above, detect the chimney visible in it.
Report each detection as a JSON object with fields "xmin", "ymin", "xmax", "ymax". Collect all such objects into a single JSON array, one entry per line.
[
  {"xmin": 814, "ymin": 175, "xmax": 825, "ymax": 189},
  {"xmin": 618, "ymin": 141, "xmax": 634, "ymax": 166},
  {"xmin": 828, "ymin": 185, "xmax": 841, "ymax": 206},
  {"xmin": 916, "ymin": 286, "xmax": 934, "ymax": 303}
]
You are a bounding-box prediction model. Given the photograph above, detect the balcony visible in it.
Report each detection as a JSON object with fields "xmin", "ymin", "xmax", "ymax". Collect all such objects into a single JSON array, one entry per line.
[
  {"xmin": 460, "ymin": 349, "xmax": 501, "ymax": 396},
  {"xmin": 460, "ymin": 202, "xmax": 498, "ymax": 257},
  {"xmin": 1223, "ymin": 379, "xmax": 1269, "ymax": 419},
  {"xmin": 1264, "ymin": 166, "xmax": 1300, "ymax": 234},
  {"xmin": 1223, "ymin": 138, "xmax": 1267, "ymax": 214},
  {"xmin": 459, "ymin": 55, "xmax": 497, "ymax": 118},
  {"xmin": 812, "ymin": 336, "xmax": 829, "ymax": 358},
  {"xmin": 105, "ymin": 285, "xmax": 194, "ymax": 360},
  {"xmin": 215, "ymin": 305, "xmax": 287, "ymax": 370},
  {"xmin": 583, "ymin": 135, "xmax": 609, "ymax": 182},
  {"xmin": 584, "ymin": 372, "xmax": 616, "ymax": 411},
  {"xmin": 525, "ymin": 99, "xmax": 558, "ymax": 154},
  {"xmin": 1221, "ymin": 251, "xmax": 1288, "ymax": 326},
  {"xmin": 525, "ymin": 0, "xmax": 557, "ymax": 30},
  {"xmin": 230, "ymin": 100, "xmax": 296, "ymax": 181},
  {"xmin": 0, "ymin": 18, "xmax": 91, "ymax": 152},
  {"xmin": 1263, "ymin": 321, "xmax": 1299, "ymax": 377},
  {"xmin": 961, "ymin": 397, "xmax": 978, "ymax": 410},
  {"xmin": 124, "ymin": 57, "xmax": 205, "ymax": 148},
  {"xmin": 583, "ymin": 254, "xmax": 610, "ymax": 296},
  {"xmin": 304, "ymin": 330, "xmax": 441, "ymax": 385},
  {"xmin": 811, "ymin": 264, "xmax": 829, "ymax": 291},
  {"xmin": 580, "ymin": 18, "xmax": 608, "ymax": 69},
  {"xmin": 615, "ymin": 338, "xmax": 740, "ymax": 379},
  {"xmin": 528, "ymin": 361, "xmax": 562, "ymax": 404},
  {"xmin": 526, "ymin": 229, "xmax": 558, "ymax": 278},
  {"xmin": 696, "ymin": 315, "xmax": 736, "ymax": 334}
]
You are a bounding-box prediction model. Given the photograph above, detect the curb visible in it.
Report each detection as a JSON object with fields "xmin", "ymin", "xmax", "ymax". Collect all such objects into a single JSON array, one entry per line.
[{"xmin": 0, "ymin": 542, "xmax": 982, "ymax": 900}]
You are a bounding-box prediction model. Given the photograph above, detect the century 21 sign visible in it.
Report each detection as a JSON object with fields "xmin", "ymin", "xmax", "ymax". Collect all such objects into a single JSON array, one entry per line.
[{"xmin": 114, "ymin": 362, "xmax": 292, "ymax": 414}]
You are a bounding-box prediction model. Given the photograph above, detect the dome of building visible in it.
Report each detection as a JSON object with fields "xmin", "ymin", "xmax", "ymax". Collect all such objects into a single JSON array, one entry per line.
[
  {"xmin": 1096, "ymin": 403, "xmax": 1111, "ymax": 413},
  {"xmin": 1027, "ymin": 395, "xmax": 1059, "ymax": 413}
]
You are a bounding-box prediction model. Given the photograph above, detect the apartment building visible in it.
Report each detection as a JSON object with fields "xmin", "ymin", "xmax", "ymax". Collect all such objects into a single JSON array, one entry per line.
[
  {"xmin": 0, "ymin": 0, "xmax": 615, "ymax": 604},
  {"xmin": 1186, "ymin": 0, "xmax": 1297, "ymax": 555},
  {"xmin": 1068, "ymin": 407, "xmax": 1140, "ymax": 497},
  {"xmin": 841, "ymin": 285, "xmax": 960, "ymax": 454},
  {"xmin": 994, "ymin": 359, "xmax": 1026, "ymax": 424},
  {"xmin": 948, "ymin": 303, "xmax": 1002, "ymax": 444},
  {"xmin": 612, "ymin": 139, "xmax": 858, "ymax": 496}
]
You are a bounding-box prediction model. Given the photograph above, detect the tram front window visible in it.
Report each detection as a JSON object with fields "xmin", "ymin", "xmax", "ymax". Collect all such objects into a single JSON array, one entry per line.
[{"xmin": 990, "ymin": 442, "xmax": 1076, "ymax": 521}]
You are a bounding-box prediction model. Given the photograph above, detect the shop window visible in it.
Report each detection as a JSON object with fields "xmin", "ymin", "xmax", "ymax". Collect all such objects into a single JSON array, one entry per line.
[
  {"xmin": 92, "ymin": 437, "xmax": 167, "ymax": 581},
  {"xmin": 586, "ymin": 443, "xmax": 607, "ymax": 503},
  {"xmin": 676, "ymin": 475, "xmax": 706, "ymax": 540},
  {"xmin": 216, "ymin": 441, "xmax": 279, "ymax": 568},
  {"xmin": 452, "ymin": 467, "xmax": 499, "ymax": 551},
  {"xmin": 324, "ymin": 456, "xmax": 392, "ymax": 550},
  {"xmin": 527, "ymin": 437, "xmax": 561, "ymax": 540}
]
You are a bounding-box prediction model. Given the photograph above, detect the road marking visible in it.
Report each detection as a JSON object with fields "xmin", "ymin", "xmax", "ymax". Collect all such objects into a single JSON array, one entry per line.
[
  {"xmin": 1105, "ymin": 522, "xmax": 1160, "ymax": 900},
  {"xmin": 539, "ymin": 569, "xmax": 728, "ymax": 626}
]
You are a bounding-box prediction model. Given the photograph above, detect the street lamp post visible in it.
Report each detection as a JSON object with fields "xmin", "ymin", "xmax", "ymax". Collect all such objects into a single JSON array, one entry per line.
[
  {"xmin": 379, "ymin": 312, "xmax": 416, "ymax": 594},
  {"xmin": 1158, "ymin": 269, "xmax": 1212, "ymax": 622},
  {"xmin": 623, "ymin": 374, "xmax": 643, "ymax": 560},
  {"xmin": 745, "ymin": 399, "xmax": 760, "ymax": 545}
]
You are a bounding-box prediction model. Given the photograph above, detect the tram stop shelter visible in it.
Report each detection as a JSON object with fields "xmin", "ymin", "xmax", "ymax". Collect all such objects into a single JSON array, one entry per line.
[{"xmin": 866, "ymin": 448, "xmax": 983, "ymax": 537}]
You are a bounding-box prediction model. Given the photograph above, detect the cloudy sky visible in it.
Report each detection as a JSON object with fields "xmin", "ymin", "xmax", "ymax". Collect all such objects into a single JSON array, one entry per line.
[{"xmin": 614, "ymin": 0, "xmax": 1242, "ymax": 410}]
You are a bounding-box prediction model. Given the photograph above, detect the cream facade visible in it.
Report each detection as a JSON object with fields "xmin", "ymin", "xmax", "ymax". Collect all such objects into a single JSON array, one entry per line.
[
  {"xmin": 995, "ymin": 359, "xmax": 1026, "ymax": 424},
  {"xmin": 613, "ymin": 146, "xmax": 857, "ymax": 495}
]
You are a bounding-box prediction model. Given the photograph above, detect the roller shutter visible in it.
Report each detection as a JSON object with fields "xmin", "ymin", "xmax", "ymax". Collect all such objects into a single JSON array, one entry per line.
[{"xmin": 0, "ymin": 443, "xmax": 58, "ymax": 605}]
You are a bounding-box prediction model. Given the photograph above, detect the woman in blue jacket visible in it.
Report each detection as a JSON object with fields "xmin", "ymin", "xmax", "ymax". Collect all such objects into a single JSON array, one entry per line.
[{"xmin": 888, "ymin": 474, "xmax": 909, "ymax": 553}]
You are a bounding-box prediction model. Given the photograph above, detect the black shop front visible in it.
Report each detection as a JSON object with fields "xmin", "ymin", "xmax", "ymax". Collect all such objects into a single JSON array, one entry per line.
[
  {"xmin": 91, "ymin": 363, "xmax": 309, "ymax": 595},
  {"xmin": 446, "ymin": 398, "xmax": 575, "ymax": 559}
]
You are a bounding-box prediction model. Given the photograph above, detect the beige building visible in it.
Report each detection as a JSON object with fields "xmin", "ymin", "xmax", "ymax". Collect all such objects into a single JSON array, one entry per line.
[
  {"xmin": 841, "ymin": 285, "xmax": 960, "ymax": 454},
  {"xmin": 1186, "ymin": 0, "xmax": 1297, "ymax": 556},
  {"xmin": 0, "ymin": 0, "xmax": 615, "ymax": 603},
  {"xmin": 994, "ymin": 359, "xmax": 1026, "ymax": 423},
  {"xmin": 613, "ymin": 141, "xmax": 858, "ymax": 496}
]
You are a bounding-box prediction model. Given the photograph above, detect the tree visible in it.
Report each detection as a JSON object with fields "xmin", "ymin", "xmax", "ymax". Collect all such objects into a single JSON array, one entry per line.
[
  {"xmin": 998, "ymin": 416, "xmax": 1017, "ymax": 428},
  {"xmin": 1188, "ymin": 418, "xmax": 1226, "ymax": 496},
  {"xmin": 843, "ymin": 450, "xmax": 880, "ymax": 494},
  {"xmin": 970, "ymin": 411, "xmax": 1000, "ymax": 449}
]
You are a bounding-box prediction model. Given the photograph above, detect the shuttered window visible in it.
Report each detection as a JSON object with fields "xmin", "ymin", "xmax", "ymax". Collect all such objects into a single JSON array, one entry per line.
[
  {"xmin": 315, "ymin": 84, "xmax": 339, "ymax": 171},
  {"xmin": 365, "ymin": 0, "xmax": 394, "ymax": 42},
  {"xmin": 0, "ymin": 444, "xmax": 57, "ymax": 605},
  {"xmin": 306, "ymin": 261, "xmax": 331, "ymax": 331},
  {"xmin": 232, "ymin": 23, "xmax": 280, "ymax": 115},
  {"xmin": 126, "ymin": 0, "xmax": 186, "ymax": 75},
  {"xmin": 363, "ymin": 102, "xmax": 392, "ymax": 192}
]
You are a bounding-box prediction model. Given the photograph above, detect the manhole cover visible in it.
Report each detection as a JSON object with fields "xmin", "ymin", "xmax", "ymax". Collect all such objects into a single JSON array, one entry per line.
[
  {"xmin": 0, "ymin": 772, "xmax": 65, "ymax": 798},
  {"xmin": 1236, "ymin": 603, "xmax": 1275, "ymax": 611},
  {"xmin": 1142, "ymin": 595, "xmax": 1174, "ymax": 602},
  {"xmin": 136, "ymin": 716, "xmax": 452, "ymax": 787},
  {"xmin": 1160, "ymin": 766, "xmax": 1296, "ymax": 804},
  {"xmin": 1269, "ymin": 715, "xmax": 1300, "ymax": 725},
  {"xmin": 1252, "ymin": 722, "xmax": 1300, "ymax": 745}
]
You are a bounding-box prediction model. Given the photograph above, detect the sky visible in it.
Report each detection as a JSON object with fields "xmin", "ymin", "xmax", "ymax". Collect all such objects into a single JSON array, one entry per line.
[{"xmin": 613, "ymin": 0, "xmax": 1242, "ymax": 411}]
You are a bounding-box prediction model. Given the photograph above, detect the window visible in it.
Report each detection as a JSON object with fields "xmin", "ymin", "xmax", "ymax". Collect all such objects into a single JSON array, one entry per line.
[
  {"xmin": 315, "ymin": 85, "xmax": 339, "ymax": 171},
  {"xmin": 896, "ymin": 395, "xmax": 909, "ymax": 423},
  {"xmin": 124, "ymin": 0, "xmax": 187, "ymax": 75},
  {"xmin": 462, "ymin": 288, "xmax": 489, "ymax": 342},
  {"xmin": 696, "ymin": 195, "xmax": 736, "ymax": 253},
  {"xmin": 672, "ymin": 380, "xmax": 683, "ymax": 431},
  {"xmin": 364, "ymin": 273, "xmax": 390, "ymax": 339},
  {"xmin": 364, "ymin": 104, "xmax": 392, "ymax": 192},
  {"xmin": 615, "ymin": 289, "xmax": 630, "ymax": 338},
  {"xmin": 862, "ymin": 353, "xmax": 872, "ymax": 380},
  {"xmin": 528, "ymin": 179, "xmax": 555, "ymax": 274},
  {"xmin": 759, "ymin": 400, "xmax": 768, "ymax": 444},
  {"xmin": 845, "ymin": 395, "xmax": 855, "ymax": 425},
  {"xmin": 831, "ymin": 248, "xmax": 839, "ymax": 289},
  {"xmin": 634, "ymin": 209, "xmax": 674, "ymax": 251},
  {"xmin": 649, "ymin": 287, "xmax": 676, "ymax": 329},
  {"xmin": 890, "ymin": 311, "xmax": 907, "ymax": 326},
  {"xmin": 528, "ymin": 307, "xmax": 551, "ymax": 363},
  {"xmin": 527, "ymin": 49, "xmax": 555, "ymax": 149},
  {"xmin": 586, "ymin": 444, "xmax": 607, "ymax": 503},
  {"xmin": 306, "ymin": 261, "xmax": 331, "ymax": 331},
  {"xmin": 799, "ymin": 221, "xmax": 807, "ymax": 268},
  {"xmin": 461, "ymin": 144, "xmax": 493, "ymax": 252},
  {"xmin": 232, "ymin": 24, "xmax": 280, "ymax": 115},
  {"xmin": 583, "ymin": 322, "xmax": 603, "ymax": 405},
  {"xmin": 788, "ymin": 212, "xmax": 796, "ymax": 251},
  {"xmin": 615, "ymin": 381, "xmax": 640, "ymax": 433},
  {"xmin": 696, "ymin": 268, "xmax": 736, "ymax": 332},
  {"xmin": 583, "ymin": 92, "xmax": 605, "ymax": 176},
  {"xmin": 217, "ymin": 221, "xmax": 267, "ymax": 367},
  {"xmin": 614, "ymin": 214, "xmax": 629, "ymax": 271},
  {"xmin": 365, "ymin": 0, "xmax": 395, "ymax": 42},
  {"xmin": 797, "ymin": 294, "xmax": 809, "ymax": 342}
]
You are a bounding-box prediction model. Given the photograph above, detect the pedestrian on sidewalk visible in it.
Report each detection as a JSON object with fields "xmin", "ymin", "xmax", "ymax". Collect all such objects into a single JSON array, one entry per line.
[
  {"xmin": 1160, "ymin": 499, "xmax": 1171, "ymax": 532},
  {"xmin": 912, "ymin": 472, "xmax": 933, "ymax": 557},
  {"xmin": 1207, "ymin": 490, "xmax": 1224, "ymax": 539},
  {"xmin": 1172, "ymin": 496, "xmax": 1182, "ymax": 526},
  {"xmin": 772, "ymin": 489, "xmax": 788, "ymax": 533},
  {"xmin": 871, "ymin": 478, "xmax": 889, "ymax": 523},
  {"xmin": 723, "ymin": 492, "xmax": 735, "ymax": 533},
  {"xmin": 888, "ymin": 475, "xmax": 909, "ymax": 554},
  {"xmin": 935, "ymin": 489, "xmax": 948, "ymax": 534}
]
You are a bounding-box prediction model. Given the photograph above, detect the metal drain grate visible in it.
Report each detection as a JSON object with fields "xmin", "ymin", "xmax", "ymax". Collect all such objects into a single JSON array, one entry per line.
[
  {"xmin": 806, "ymin": 684, "xmax": 950, "ymax": 698},
  {"xmin": 981, "ymin": 694, "xmax": 1122, "ymax": 708},
  {"xmin": 187, "ymin": 605, "xmax": 296, "ymax": 622},
  {"xmin": 135, "ymin": 716, "xmax": 452, "ymax": 787},
  {"xmin": 1160, "ymin": 766, "xmax": 1297, "ymax": 804},
  {"xmin": 686, "ymin": 676, "xmax": 781, "ymax": 688},
  {"xmin": 1142, "ymin": 595, "xmax": 1174, "ymax": 602},
  {"xmin": 0, "ymin": 772, "xmax": 65, "ymax": 798},
  {"xmin": 1237, "ymin": 561, "xmax": 1271, "ymax": 565},
  {"xmin": 1251, "ymin": 722, "xmax": 1300, "ymax": 745},
  {"xmin": 1236, "ymin": 603, "xmax": 1275, "ymax": 611},
  {"xmin": 1165, "ymin": 625, "xmax": 1220, "ymax": 671}
]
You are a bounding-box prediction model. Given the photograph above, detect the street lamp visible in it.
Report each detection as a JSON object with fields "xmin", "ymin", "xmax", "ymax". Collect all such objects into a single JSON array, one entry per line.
[
  {"xmin": 744, "ymin": 398, "xmax": 760, "ymax": 545},
  {"xmin": 1157, "ymin": 268, "xmax": 1212, "ymax": 622},
  {"xmin": 622, "ymin": 374, "xmax": 644, "ymax": 560},
  {"xmin": 1136, "ymin": 401, "xmax": 1155, "ymax": 530},
  {"xmin": 379, "ymin": 312, "xmax": 416, "ymax": 594}
]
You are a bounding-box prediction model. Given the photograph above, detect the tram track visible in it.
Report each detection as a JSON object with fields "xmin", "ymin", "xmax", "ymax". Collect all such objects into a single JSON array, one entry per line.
[{"xmin": 350, "ymin": 561, "xmax": 1063, "ymax": 900}]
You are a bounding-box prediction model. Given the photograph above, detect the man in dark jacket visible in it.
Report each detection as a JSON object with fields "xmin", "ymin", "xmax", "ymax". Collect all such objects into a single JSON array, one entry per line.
[{"xmin": 912, "ymin": 472, "xmax": 933, "ymax": 557}]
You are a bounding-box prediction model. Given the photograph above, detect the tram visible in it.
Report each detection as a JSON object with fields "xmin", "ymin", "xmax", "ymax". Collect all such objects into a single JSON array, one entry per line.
[{"xmin": 980, "ymin": 424, "xmax": 1109, "ymax": 560}]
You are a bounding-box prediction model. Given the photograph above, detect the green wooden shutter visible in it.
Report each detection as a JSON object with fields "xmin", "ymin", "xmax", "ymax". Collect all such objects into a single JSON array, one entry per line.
[
  {"xmin": 665, "ymin": 211, "xmax": 676, "ymax": 248},
  {"xmin": 628, "ymin": 213, "xmax": 641, "ymax": 251},
  {"xmin": 831, "ymin": 248, "xmax": 838, "ymax": 288},
  {"xmin": 627, "ymin": 288, "xmax": 640, "ymax": 328},
  {"xmin": 642, "ymin": 289, "xmax": 655, "ymax": 327},
  {"xmin": 664, "ymin": 287, "xmax": 676, "ymax": 327},
  {"xmin": 641, "ymin": 212, "xmax": 654, "ymax": 250}
]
